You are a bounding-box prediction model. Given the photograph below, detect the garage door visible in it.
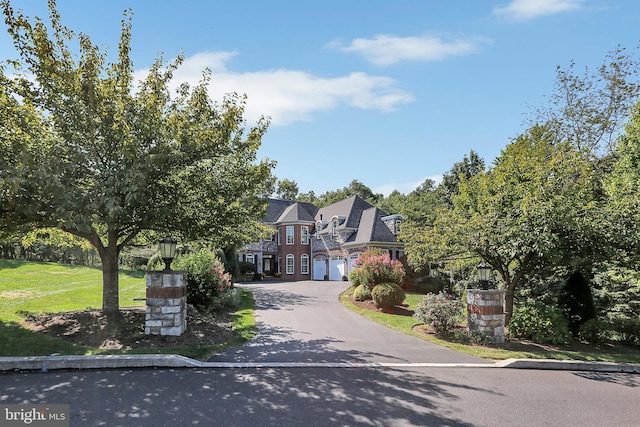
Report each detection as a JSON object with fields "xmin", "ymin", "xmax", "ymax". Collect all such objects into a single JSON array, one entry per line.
[
  {"xmin": 313, "ymin": 258, "xmax": 326, "ymax": 280},
  {"xmin": 348, "ymin": 254, "xmax": 361, "ymax": 277},
  {"xmin": 329, "ymin": 256, "xmax": 344, "ymax": 281}
]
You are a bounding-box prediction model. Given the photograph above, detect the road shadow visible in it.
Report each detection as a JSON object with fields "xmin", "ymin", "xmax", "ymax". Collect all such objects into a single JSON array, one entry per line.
[
  {"xmin": 572, "ymin": 371, "xmax": 640, "ymax": 388},
  {"xmin": 210, "ymin": 323, "xmax": 411, "ymax": 364},
  {"xmin": 1, "ymin": 366, "xmax": 499, "ymax": 426},
  {"xmin": 248, "ymin": 286, "xmax": 315, "ymax": 311}
]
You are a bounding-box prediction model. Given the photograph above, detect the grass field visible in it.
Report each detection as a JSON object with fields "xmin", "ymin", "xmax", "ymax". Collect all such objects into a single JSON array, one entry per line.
[
  {"xmin": 0, "ymin": 259, "xmax": 256, "ymax": 358},
  {"xmin": 0, "ymin": 258, "xmax": 146, "ymax": 323},
  {"xmin": 0, "ymin": 259, "xmax": 147, "ymax": 356}
]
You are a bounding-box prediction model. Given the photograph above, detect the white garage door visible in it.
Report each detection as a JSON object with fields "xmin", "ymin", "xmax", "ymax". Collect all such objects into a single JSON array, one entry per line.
[
  {"xmin": 313, "ymin": 259, "xmax": 326, "ymax": 280},
  {"xmin": 329, "ymin": 256, "xmax": 344, "ymax": 281}
]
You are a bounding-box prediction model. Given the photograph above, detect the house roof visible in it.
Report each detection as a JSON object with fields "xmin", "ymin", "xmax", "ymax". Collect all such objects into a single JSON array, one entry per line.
[
  {"xmin": 261, "ymin": 199, "xmax": 317, "ymax": 225},
  {"xmin": 261, "ymin": 195, "xmax": 402, "ymax": 247},
  {"xmin": 315, "ymin": 195, "xmax": 378, "ymax": 231},
  {"xmin": 276, "ymin": 202, "xmax": 317, "ymax": 223},
  {"xmin": 346, "ymin": 206, "xmax": 398, "ymax": 245}
]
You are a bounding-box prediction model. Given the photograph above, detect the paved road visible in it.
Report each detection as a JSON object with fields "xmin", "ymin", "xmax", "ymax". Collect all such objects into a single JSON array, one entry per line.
[
  {"xmin": 211, "ymin": 281, "xmax": 489, "ymax": 365},
  {"xmin": 2, "ymin": 366, "xmax": 639, "ymax": 426}
]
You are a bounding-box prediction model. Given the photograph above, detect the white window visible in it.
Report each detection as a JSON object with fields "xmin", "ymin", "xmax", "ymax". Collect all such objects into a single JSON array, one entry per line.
[
  {"xmin": 246, "ymin": 254, "xmax": 255, "ymax": 264},
  {"xmin": 286, "ymin": 226, "xmax": 294, "ymax": 245},
  {"xmin": 395, "ymin": 219, "xmax": 402, "ymax": 235},
  {"xmin": 332, "ymin": 218, "xmax": 338, "ymax": 237},
  {"xmin": 301, "ymin": 226, "xmax": 309, "ymax": 245},
  {"xmin": 277, "ymin": 228, "xmax": 282, "ymax": 246},
  {"xmin": 301, "ymin": 254, "xmax": 309, "ymax": 274},
  {"xmin": 286, "ymin": 254, "xmax": 294, "ymax": 275}
]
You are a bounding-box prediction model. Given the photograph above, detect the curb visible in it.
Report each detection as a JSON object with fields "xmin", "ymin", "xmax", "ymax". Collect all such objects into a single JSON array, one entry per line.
[
  {"xmin": 496, "ymin": 358, "xmax": 640, "ymax": 373},
  {"xmin": 1, "ymin": 355, "xmax": 639, "ymax": 373}
]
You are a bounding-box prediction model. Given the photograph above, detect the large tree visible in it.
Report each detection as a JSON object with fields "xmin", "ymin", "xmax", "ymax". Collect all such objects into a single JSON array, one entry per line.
[
  {"xmin": 532, "ymin": 46, "xmax": 640, "ymax": 157},
  {"xmin": 604, "ymin": 101, "xmax": 640, "ymax": 258},
  {"xmin": 275, "ymin": 178, "xmax": 299, "ymax": 201},
  {"xmin": 406, "ymin": 126, "xmax": 600, "ymax": 323},
  {"xmin": 438, "ymin": 150, "xmax": 485, "ymax": 206},
  {"xmin": 0, "ymin": 1, "xmax": 275, "ymax": 316}
]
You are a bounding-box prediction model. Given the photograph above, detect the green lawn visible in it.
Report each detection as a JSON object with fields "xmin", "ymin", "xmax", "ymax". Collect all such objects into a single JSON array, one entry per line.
[
  {"xmin": 0, "ymin": 259, "xmax": 255, "ymax": 359},
  {"xmin": 340, "ymin": 287, "xmax": 640, "ymax": 364}
]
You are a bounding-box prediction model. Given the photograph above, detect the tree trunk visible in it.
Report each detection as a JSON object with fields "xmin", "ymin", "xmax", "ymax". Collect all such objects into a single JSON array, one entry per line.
[
  {"xmin": 101, "ymin": 240, "xmax": 120, "ymax": 316},
  {"xmin": 504, "ymin": 285, "xmax": 515, "ymax": 326}
]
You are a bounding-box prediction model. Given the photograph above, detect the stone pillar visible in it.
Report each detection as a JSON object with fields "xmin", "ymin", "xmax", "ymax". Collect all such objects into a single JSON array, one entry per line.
[
  {"xmin": 467, "ymin": 289, "xmax": 505, "ymax": 343},
  {"xmin": 145, "ymin": 271, "xmax": 187, "ymax": 336}
]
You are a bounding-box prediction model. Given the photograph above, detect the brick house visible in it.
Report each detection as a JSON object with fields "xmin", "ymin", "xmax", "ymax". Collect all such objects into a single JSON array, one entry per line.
[{"xmin": 238, "ymin": 195, "xmax": 404, "ymax": 281}]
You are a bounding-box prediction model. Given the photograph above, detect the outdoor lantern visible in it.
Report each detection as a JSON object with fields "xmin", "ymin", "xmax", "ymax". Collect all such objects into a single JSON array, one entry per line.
[
  {"xmin": 477, "ymin": 261, "xmax": 492, "ymax": 289},
  {"xmin": 159, "ymin": 237, "xmax": 177, "ymax": 271}
]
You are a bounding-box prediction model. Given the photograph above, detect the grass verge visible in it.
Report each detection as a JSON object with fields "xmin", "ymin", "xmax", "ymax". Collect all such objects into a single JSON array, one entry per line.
[
  {"xmin": 0, "ymin": 259, "xmax": 256, "ymax": 360},
  {"xmin": 340, "ymin": 287, "xmax": 640, "ymax": 364}
]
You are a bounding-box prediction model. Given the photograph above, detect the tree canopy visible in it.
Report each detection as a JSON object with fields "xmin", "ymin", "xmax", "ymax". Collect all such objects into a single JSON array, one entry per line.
[
  {"xmin": 405, "ymin": 126, "xmax": 600, "ymax": 322},
  {"xmin": 0, "ymin": 1, "xmax": 275, "ymax": 315}
]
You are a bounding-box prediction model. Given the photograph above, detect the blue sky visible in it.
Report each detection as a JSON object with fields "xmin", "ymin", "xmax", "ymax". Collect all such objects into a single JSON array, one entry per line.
[{"xmin": 2, "ymin": 1, "xmax": 639, "ymax": 196}]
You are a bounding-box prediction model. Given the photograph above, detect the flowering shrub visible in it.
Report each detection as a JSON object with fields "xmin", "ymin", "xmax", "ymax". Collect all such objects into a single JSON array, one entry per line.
[
  {"xmin": 352, "ymin": 249, "xmax": 405, "ymax": 290},
  {"xmin": 174, "ymin": 249, "xmax": 233, "ymax": 310},
  {"xmin": 414, "ymin": 291, "xmax": 465, "ymax": 337}
]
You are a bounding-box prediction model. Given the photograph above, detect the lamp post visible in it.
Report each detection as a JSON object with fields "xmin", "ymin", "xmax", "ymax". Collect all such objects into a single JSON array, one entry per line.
[
  {"xmin": 159, "ymin": 237, "xmax": 177, "ymax": 271},
  {"xmin": 477, "ymin": 261, "xmax": 492, "ymax": 290}
]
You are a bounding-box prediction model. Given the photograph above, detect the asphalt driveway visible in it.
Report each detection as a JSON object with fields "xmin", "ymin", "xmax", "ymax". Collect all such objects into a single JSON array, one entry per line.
[{"xmin": 210, "ymin": 280, "xmax": 490, "ymax": 365}]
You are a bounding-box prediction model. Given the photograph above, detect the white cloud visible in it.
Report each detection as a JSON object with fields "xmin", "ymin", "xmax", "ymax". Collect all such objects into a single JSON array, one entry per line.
[
  {"xmin": 329, "ymin": 34, "xmax": 491, "ymax": 66},
  {"xmin": 134, "ymin": 51, "xmax": 414, "ymax": 126},
  {"xmin": 374, "ymin": 175, "xmax": 443, "ymax": 197},
  {"xmin": 493, "ymin": 0, "xmax": 584, "ymax": 21}
]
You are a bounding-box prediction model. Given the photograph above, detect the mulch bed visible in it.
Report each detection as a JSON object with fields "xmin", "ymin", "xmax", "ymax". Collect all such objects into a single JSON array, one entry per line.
[{"xmin": 22, "ymin": 306, "xmax": 237, "ymax": 350}]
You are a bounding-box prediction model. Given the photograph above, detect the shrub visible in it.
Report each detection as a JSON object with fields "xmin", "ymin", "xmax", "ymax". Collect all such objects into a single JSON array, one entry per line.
[
  {"xmin": 394, "ymin": 285, "xmax": 406, "ymax": 305},
  {"xmin": 557, "ymin": 271, "xmax": 597, "ymax": 337},
  {"xmin": 238, "ymin": 261, "xmax": 257, "ymax": 275},
  {"xmin": 413, "ymin": 276, "xmax": 447, "ymax": 294},
  {"xmin": 173, "ymin": 249, "xmax": 233, "ymax": 310},
  {"xmin": 508, "ymin": 301, "xmax": 571, "ymax": 345},
  {"xmin": 371, "ymin": 283, "xmax": 402, "ymax": 311},
  {"xmin": 579, "ymin": 318, "xmax": 610, "ymax": 345},
  {"xmin": 414, "ymin": 291, "xmax": 465, "ymax": 338},
  {"xmin": 350, "ymin": 268, "xmax": 364, "ymax": 288},
  {"xmin": 352, "ymin": 249, "xmax": 405, "ymax": 290},
  {"xmin": 610, "ymin": 317, "xmax": 640, "ymax": 347},
  {"xmin": 353, "ymin": 284, "xmax": 372, "ymax": 301},
  {"xmin": 210, "ymin": 287, "xmax": 242, "ymax": 310}
]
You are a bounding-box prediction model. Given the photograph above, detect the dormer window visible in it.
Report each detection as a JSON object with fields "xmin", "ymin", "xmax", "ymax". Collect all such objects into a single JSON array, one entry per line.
[
  {"xmin": 394, "ymin": 219, "xmax": 402, "ymax": 235},
  {"xmin": 332, "ymin": 217, "xmax": 339, "ymax": 237},
  {"xmin": 381, "ymin": 213, "xmax": 404, "ymax": 236}
]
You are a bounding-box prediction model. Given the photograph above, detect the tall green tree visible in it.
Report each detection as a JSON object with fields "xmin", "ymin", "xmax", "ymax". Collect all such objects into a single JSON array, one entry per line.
[
  {"xmin": 532, "ymin": 46, "xmax": 640, "ymax": 156},
  {"xmin": 316, "ymin": 179, "xmax": 382, "ymax": 207},
  {"xmin": 438, "ymin": 150, "xmax": 485, "ymax": 206},
  {"xmin": 406, "ymin": 126, "xmax": 600, "ymax": 323},
  {"xmin": 275, "ymin": 178, "xmax": 299, "ymax": 201},
  {"xmin": 604, "ymin": 102, "xmax": 640, "ymax": 257},
  {"xmin": 0, "ymin": 1, "xmax": 275, "ymax": 316}
]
